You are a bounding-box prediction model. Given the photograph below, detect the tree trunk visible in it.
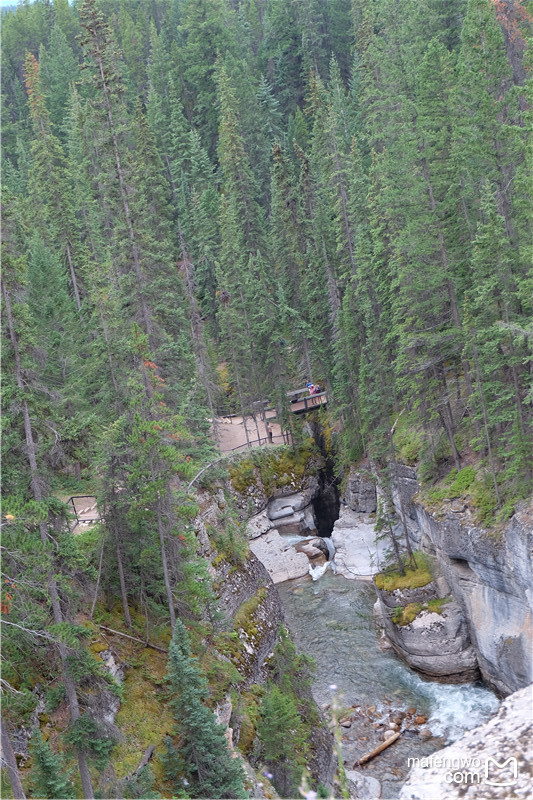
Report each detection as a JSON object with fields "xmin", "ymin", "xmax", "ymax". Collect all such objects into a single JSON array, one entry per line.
[
  {"xmin": 150, "ymin": 458, "xmax": 176, "ymax": 632},
  {"xmin": 1, "ymin": 716, "xmax": 26, "ymax": 800}
]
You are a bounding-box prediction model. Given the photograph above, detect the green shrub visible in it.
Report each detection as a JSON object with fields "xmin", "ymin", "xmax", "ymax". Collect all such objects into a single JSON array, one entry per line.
[
  {"xmin": 211, "ymin": 520, "xmax": 249, "ymax": 566},
  {"xmin": 392, "ymin": 597, "xmax": 449, "ymax": 625},
  {"xmin": 395, "ymin": 429, "xmax": 422, "ymax": 465},
  {"xmin": 229, "ymin": 441, "xmax": 319, "ymax": 497},
  {"xmin": 471, "ymin": 477, "xmax": 498, "ymax": 526},
  {"xmin": 45, "ymin": 684, "xmax": 66, "ymax": 712},
  {"xmin": 392, "ymin": 602, "xmax": 422, "ymax": 625},
  {"xmin": 427, "ymin": 466, "xmax": 476, "ymax": 503}
]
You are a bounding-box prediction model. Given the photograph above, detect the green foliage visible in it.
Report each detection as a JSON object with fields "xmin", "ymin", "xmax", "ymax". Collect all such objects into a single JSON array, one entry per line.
[
  {"xmin": 375, "ymin": 552, "xmax": 433, "ymax": 591},
  {"xmin": 30, "ymin": 731, "xmax": 76, "ymax": 799},
  {"xmin": 166, "ymin": 619, "xmax": 248, "ymax": 799},
  {"xmin": 392, "ymin": 597, "xmax": 448, "ymax": 626},
  {"xmin": 64, "ymin": 715, "xmax": 115, "ymax": 771},
  {"xmin": 427, "ymin": 466, "xmax": 477, "ymax": 502},
  {"xmin": 211, "ymin": 518, "xmax": 250, "ymax": 566},
  {"xmin": 2, "ymin": 0, "xmax": 532, "ymax": 792},
  {"xmin": 229, "ymin": 440, "xmax": 320, "ymax": 497},
  {"xmin": 45, "ymin": 683, "xmax": 66, "ymax": 713},
  {"xmin": 471, "ymin": 475, "xmax": 499, "ymax": 527}
]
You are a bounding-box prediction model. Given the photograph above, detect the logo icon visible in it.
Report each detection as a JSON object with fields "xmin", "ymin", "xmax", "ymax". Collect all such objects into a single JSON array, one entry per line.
[{"xmin": 485, "ymin": 756, "xmax": 518, "ymax": 786}]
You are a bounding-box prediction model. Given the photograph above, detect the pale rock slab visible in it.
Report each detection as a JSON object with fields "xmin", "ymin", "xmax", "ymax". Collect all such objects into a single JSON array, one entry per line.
[
  {"xmin": 246, "ymin": 509, "xmax": 273, "ymax": 540},
  {"xmin": 249, "ymin": 529, "xmax": 310, "ymax": 583},
  {"xmin": 332, "ymin": 508, "xmax": 389, "ymax": 580}
]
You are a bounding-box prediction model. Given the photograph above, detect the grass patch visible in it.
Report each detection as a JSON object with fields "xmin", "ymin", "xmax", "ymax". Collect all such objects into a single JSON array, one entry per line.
[
  {"xmin": 374, "ymin": 552, "xmax": 433, "ymax": 591},
  {"xmin": 392, "ymin": 597, "xmax": 449, "ymax": 625},
  {"xmin": 112, "ymin": 648, "xmax": 174, "ymax": 781},
  {"xmin": 426, "ymin": 466, "xmax": 476, "ymax": 502}
]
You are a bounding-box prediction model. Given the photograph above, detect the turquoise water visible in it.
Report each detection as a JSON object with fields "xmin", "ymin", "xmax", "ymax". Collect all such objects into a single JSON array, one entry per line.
[{"xmin": 277, "ymin": 571, "xmax": 499, "ymax": 742}]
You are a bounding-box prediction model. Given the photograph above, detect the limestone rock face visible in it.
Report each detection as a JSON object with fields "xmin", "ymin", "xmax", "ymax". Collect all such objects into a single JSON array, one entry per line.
[
  {"xmin": 376, "ymin": 591, "xmax": 479, "ymax": 682},
  {"xmin": 416, "ymin": 508, "xmax": 532, "ymax": 695},
  {"xmin": 388, "ymin": 467, "xmax": 533, "ymax": 696},
  {"xmin": 249, "ymin": 530, "xmax": 310, "ymax": 584},
  {"xmin": 266, "ymin": 491, "xmax": 318, "ymax": 536},
  {"xmin": 331, "ymin": 508, "xmax": 389, "ymax": 580},
  {"xmin": 399, "ymin": 684, "xmax": 533, "ymax": 799},
  {"xmin": 344, "ymin": 468, "xmax": 377, "ymax": 513},
  {"xmin": 215, "ymin": 550, "xmax": 284, "ymax": 684}
]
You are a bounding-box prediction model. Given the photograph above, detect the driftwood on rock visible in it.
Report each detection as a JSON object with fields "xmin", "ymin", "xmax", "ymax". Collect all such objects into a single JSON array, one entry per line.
[
  {"xmin": 356, "ymin": 731, "xmax": 401, "ymax": 766},
  {"xmin": 98, "ymin": 625, "xmax": 168, "ymax": 653}
]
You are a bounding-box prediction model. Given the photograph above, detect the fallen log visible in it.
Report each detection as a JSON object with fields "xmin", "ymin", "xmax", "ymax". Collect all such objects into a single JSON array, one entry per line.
[
  {"xmin": 356, "ymin": 731, "xmax": 401, "ymax": 766},
  {"xmin": 129, "ymin": 745, "xmax": 156, "ymax": 778},
  {"xmin": 98, "ymin": 625, "xmax": 168, "ymax": 654}
]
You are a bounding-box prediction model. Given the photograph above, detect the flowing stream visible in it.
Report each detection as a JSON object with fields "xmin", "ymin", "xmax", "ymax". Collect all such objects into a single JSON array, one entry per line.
[{"xmin": 277, "ymin": 570, "xmax": 499, "ymax": 796}]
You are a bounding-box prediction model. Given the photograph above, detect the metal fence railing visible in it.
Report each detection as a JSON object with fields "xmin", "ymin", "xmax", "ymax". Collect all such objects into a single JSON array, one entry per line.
[{"xmin": 67, "ymin": 495, "xmax": 100, "ymax": 532}]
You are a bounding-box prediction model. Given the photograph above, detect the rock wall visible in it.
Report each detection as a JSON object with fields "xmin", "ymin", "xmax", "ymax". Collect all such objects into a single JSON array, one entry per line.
[
  {"xmin": 390, "ymin": 466, "xmax": 533, "ymax": 696},
  {"xmin": 344, "ymin": 467, "xmax": 377, "ymax": 513},
  {"xmin": 375, "ymin": 582, "xmax": 479, "ymax": 682}
]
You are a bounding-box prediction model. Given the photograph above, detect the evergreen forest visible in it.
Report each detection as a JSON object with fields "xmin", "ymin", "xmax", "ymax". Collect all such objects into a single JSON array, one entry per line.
[{"xmin": 1, "ymin": 0, "xmax": 532, "ymax": 798}]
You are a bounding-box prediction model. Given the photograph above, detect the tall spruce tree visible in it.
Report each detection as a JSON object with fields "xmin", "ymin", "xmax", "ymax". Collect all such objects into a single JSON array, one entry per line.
[{"xmin": 165, "ymin": 619, "xmax": 247, "ymax": 798}]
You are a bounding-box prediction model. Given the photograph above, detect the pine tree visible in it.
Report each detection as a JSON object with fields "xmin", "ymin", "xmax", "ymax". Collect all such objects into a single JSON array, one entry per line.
[
  {"xmin": 166, "ymin": 620, "xmax": 247, "ymax": 799},
  {"xmin": 30, "ymin": 732, "xmax": 76, "ymax": 800},
  {"xmin": 23, "ymin": 52, "xmax": 84, "ymax": 311},
  {"xmin": 258, "ymin": 685, "xmax": 307, "ymax": 796},
  {"xmin": 38, "ymin": 24, "xmax": 79, "ymax": 135},
  {"xmin": 2, "ymin": 194, "xmax": 95, "ymax": 799}
]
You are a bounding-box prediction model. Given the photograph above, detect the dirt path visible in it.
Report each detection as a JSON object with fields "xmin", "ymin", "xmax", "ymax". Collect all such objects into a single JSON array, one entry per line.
[{"xmin": 214, "ymin": 410, "xmax": 287, "ymax": 454}]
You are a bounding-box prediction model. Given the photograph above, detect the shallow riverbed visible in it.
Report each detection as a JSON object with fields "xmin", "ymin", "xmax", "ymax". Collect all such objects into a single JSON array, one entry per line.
[{"xmin": 277, "ymin": 571, "xmax": 499, "ymax": 796}]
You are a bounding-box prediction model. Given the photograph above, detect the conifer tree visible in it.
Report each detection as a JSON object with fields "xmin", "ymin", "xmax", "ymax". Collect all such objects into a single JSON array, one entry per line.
[
  {"xmin": 23, "ymin": 52, "xmax": 83, "ymax": 311},
  {"xmin": 2, "ymin": 195, "xmax": 95, "ymax": 799},
  {"xmin": 166, "ymin": 619, "xmax": 247, "ymax": 798},
  {"xmin": 30, "ymin": 732, "xmax": 76, "ymax": 800}
]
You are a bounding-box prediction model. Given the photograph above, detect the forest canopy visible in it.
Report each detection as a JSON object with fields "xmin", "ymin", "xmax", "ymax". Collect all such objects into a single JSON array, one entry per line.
[{"xmin": 1, "ymin": 0, "xmax": 532, "ymax": 797}]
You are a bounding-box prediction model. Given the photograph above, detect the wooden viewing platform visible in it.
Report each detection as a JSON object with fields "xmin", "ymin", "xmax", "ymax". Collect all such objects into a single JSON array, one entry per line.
[{"xmin": 287, "ymin": 388, "xmax": 328, "ymax": 414}]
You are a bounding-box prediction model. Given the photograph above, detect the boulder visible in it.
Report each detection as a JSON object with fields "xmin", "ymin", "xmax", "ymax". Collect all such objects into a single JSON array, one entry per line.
[
  {"xmin": 331, "ymin": 508, "xmax": 389, "ymax": 580},
  {"xmin": 294, "ymin": 537, "xmax": 330, "ymax": 560},
  {"xmin": 246, "ymin": 509, "xmax": 273, "ymax": 540},
  {"xmin": 346, "ymin": 770, "xmax": 382, "ymax": 798},
  {"xmin": 249, "ymin": 530, "xmax": 310, "ymax": 584},
  {"xmin": 343, "ymin": 468, "xmax": 377, "ymax": 513},
  {"xmin": 399, "ymin": 683, "xmax": 532, "ymax": 799},
  {"xmin": 268, "ymin": 492, "xmax": 310, "ymax": 519},
  {"xmin": 376, "ymin": 593, "xmax": 480, "ymax": 683},
  {"xmin": 266, "ymin": 493, "xmax": 318, "ymax": 536}
]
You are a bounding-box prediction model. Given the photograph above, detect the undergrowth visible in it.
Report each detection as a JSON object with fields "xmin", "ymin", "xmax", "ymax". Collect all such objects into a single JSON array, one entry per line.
[
  {"xmin": 229, "ymin": 439, "xmax": 320, "ymax": 496},
  {"xmin": 374, "ymin": 552, "xmax": 433, "ymax": 591},
  {"xmin": 392, "ymin": 597, "xmax": 449, "ymax": 626}
]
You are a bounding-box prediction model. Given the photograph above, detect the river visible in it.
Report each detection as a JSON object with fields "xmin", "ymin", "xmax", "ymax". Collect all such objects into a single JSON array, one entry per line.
[{"xmin": 277, "ymin": 570, "xmax": 499, "ymax": 797}]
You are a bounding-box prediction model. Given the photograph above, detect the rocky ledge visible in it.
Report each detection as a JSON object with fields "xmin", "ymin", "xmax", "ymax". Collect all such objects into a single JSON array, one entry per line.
[
  {"xmin": 375, "ymin": 580, "xmax": 479, "ymax": 683},
  {"xmin": 390, "ymin": 466, "xmax": 533, "ymax": 696},
  {"xmin": 399, "ymin": 683, "xmax": 533, "ymax": 799}
]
